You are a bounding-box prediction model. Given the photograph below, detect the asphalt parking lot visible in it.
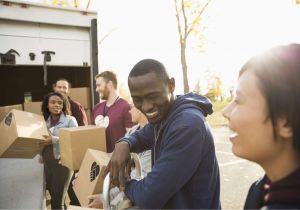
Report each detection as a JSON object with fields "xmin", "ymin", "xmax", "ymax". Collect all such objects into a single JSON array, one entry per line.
[
  {"xmin": 0, "ymin": 126, "xmax": 263, "ymax": 209},
  {"xmin": 212, "ymin": 126, "xmax": 264, "ymax": 209}
]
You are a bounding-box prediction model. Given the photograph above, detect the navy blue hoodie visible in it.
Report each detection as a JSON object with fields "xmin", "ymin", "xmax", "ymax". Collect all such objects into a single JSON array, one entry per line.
[{"xmin": 123, "ymin": 93, "xmax": 221, "ymax": 209}]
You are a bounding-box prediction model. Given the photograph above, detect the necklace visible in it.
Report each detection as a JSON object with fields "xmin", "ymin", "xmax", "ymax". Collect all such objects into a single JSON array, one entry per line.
[{"xmin": 103, "ymin": 96, "xmax": 119, "ymax": 117}]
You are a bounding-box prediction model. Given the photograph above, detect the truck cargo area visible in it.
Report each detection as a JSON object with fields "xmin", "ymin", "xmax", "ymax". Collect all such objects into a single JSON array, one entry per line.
[{"xmin": 0, "ymin": 65, "xmax": 91, "ymax": 106}]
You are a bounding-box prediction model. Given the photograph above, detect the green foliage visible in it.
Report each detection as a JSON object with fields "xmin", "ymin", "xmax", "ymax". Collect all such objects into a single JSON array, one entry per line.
[
  {"xmin": 207, "ymin": 99, "xmax": 231, "ymax": 127},
  {"xmin": 204, "ymin": 75, "xmax": 222, "ymax": 101}
]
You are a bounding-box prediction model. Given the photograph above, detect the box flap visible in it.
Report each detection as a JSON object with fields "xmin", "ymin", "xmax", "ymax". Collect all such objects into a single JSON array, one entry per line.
[{"xmin": 11, "ymin": 109, "xmax": 48, "ymax": 139}]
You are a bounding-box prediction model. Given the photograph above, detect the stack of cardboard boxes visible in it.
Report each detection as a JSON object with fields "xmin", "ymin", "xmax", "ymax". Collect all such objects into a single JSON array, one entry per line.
[
  {"xmin": 23, "ymin": 101, "xmax": 42, "ymax": 116},
  {"xmin": 0, "ymin": 101, "xmax": 42, "ymax": 121},
  {"xmin": 69, "ymin": 87, "xmax": 92, "ymax": 124}
]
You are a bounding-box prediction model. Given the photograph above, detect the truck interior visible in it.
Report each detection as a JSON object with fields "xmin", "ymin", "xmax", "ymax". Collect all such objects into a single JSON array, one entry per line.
[{"xmin": 0, "ymin": 65, "xmax": 91, "ymax": 106}]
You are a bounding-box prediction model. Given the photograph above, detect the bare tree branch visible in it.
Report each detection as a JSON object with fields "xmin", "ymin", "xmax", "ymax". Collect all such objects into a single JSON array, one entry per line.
[
  {"xmin": 86, "ymin": 0, "xmax": 91, "ymax": 10},
  {"xmin": 187, "ymin": 0, "xmax": 211, "ymax": 36},
  {"xmin": 174, "ymin": 0, "xmax": 183, "ymax": 42},
  {"xmin": 98, "ymin": 28, "xmax": 118, "ymax": 46},
  {"xmin": 181, "ymin": 0, "xmax": 188, "ymax": 40}
]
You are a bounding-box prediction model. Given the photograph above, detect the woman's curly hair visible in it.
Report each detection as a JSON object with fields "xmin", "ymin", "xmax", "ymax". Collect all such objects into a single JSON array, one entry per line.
[{"xmin": 41, "ymin": 92, "xmax": 70, "ymax": 120}]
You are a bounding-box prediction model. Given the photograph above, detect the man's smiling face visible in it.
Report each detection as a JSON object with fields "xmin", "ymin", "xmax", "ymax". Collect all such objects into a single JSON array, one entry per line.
[{"xmin": 128, "ymin": 71, "xmax": 174, "ymax": 124}]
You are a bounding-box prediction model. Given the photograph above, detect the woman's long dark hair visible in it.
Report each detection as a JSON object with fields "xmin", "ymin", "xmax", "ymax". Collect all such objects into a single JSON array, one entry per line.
[{"xmin": 41, "ymin": 92, "xmax": 70, "ymax": 120}]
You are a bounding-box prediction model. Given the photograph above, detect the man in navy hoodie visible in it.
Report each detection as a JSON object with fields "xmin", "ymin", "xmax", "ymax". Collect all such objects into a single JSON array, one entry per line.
[{"xmin": 106, "ymin": 59, "xmax": 221, "ymax": 209}]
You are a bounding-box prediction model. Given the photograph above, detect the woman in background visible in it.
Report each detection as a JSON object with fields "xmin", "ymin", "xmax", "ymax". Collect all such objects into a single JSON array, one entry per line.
[
  {"xmin": 87, "ymin": 103, "xmax": 151, "ymax": 208},
  {"xmin": 223, "ymin": 43, "xmax": 300, "ymax": 209},
  {"xmin": 40, "ymin": 92, "xmax": 78, "ymax": 210}
]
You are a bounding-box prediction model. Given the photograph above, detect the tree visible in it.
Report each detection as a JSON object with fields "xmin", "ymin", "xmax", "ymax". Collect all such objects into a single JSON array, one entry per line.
[
  {"xmin": 174, "ymin": 0, "xmax": 211, "ymax": 93},
  {"xmin": 193, "ymin": 79, "xmax": 201, "ymax": 95},
  {"xmin": 48, "ymin": 0, "xmax": 89, "ymax": 9},
  {"xmin": 205, "ymin": 75, "xmax": 222, "ymax": 101}
]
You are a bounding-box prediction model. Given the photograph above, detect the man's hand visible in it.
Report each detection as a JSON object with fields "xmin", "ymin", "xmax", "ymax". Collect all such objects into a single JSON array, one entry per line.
[
  {"xmin": 87, "ymin": 194, "xmax": 103, "ymax": 208},
  {"xmin": 104, "ymin": 141, "xmax": 131, "ymax": 191}
]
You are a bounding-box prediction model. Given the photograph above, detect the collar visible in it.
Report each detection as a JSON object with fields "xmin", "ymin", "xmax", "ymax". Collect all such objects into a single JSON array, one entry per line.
[{"xmin": 46, "ymin": 113, "xmax": 66, "ymax": 126}]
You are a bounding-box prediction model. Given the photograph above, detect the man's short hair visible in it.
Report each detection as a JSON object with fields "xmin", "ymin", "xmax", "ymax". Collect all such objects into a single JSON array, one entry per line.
[
  {"xmin": 129, "ymin": 59, "xmax": 170, "ymax": 83},
  {"xmin": 95, "ymin": 71, "xmax": 118, "ymax": 89},
  {"xmin": 54, "ymin": 78, "xmax": 71, "ymax": 88}
]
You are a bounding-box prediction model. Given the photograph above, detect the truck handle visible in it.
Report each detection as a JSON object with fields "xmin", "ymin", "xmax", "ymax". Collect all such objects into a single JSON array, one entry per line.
[{"xmin": 41, "ymin": 51, "xmax": 55, "ymax": 86}]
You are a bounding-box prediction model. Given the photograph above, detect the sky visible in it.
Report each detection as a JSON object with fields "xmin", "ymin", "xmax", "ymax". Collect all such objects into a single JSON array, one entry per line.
[{"xmin": 27, "ymin": 0, "xmax": 300, "ymax": 95}]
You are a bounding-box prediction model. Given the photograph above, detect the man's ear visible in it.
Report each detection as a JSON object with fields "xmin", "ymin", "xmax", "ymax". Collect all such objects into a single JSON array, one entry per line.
[
  {"xmin": 168, "ymin": 78, "xmax": 175, "ymax": 93},
  {"xmin": 108, "ymin": 80, "xmax": 114, "ymax": 89},
  {"xmin": 277, "ymin": 118, "xmax": 293, "ymax": 139},
  {"xmin": 52, "ymin": 83, "xmax": 56, "ymax": 91}
]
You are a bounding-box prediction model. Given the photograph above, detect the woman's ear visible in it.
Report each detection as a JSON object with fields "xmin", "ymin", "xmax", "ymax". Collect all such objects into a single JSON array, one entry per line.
[{"xmin": 277, "ymin": 118, "xmax": 293, "ymax": 139}]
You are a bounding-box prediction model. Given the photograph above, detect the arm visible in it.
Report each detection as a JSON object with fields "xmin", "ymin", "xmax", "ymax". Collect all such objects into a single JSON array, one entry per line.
[
  {"xmin": 105, "ymin": 124, "xmax": 155, "ymax": 189},
  {"xmin": 122, "ymin": 123, "xmax": 154, "ymax": 153},
  {"xmin": 125, "ymin": 122, "xmax": 210, "ymax": 208},
  {"xmin": 72, "ymin": 103, "xmax": 88, "ymax": 126},
  {"xmin": 68, "ymin": 116, "xmax": 79, "ymax": 128},
  {"xmin": 123, "ymin": 102, "xmax": 135, "ymax": 130}
]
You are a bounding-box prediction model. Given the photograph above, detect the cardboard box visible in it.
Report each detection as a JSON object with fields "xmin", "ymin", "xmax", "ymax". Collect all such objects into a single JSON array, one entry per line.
[
  {"xmin": 58, "ymin": 126, "xmax": 106, "ymax": 170},
  {"xmin": 24, "ymin": 101, "xmax": 42, "ymax": 116},
  {"xmin": 73, "ymin": 149, "xmax": 110, "ymax": 207},
  {"xmin": 0, "ymin": 109, "xmax": 48, "ymax": 158},
  {"xmin": 68, "ymin": 205, "xmax": 95, "ymax": 210},
  {"xmin": 69, "ymin": 87, "xmax": 91, "ymax": 109},
  {"xmin": 85, "ymin": 109, "xmax": 92, "ymax": 125},
  {"xmin": 0, "ymin": 104, "xmax": 23, "ymax": 122}
]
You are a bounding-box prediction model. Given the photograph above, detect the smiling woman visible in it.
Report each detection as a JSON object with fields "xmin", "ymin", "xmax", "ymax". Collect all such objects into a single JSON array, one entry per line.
[
  {"xmin": 40, "ymin": 92, "xmax": 78, "ymax": 210},
  {"xmin": 223, "ymin": 44, "xmax": 300, "ymax": 209}
]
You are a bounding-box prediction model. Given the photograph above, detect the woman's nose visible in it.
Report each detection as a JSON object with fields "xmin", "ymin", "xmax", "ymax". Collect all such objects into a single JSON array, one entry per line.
[{"xmin": 222, "ymin": 103, "xmax": 231, "ymax": 120}]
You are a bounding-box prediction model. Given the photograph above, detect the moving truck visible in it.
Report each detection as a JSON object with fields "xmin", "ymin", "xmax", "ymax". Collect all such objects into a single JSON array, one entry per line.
[
  {"xmin": 0, "ymin": 1, "xmax": 98, "ymax": 208},
  {"xmin": 0, "ymin": 0, "xmax": 99, "ymax": 109}
]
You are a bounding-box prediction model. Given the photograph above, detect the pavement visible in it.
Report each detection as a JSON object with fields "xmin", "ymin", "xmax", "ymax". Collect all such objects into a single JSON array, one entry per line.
[
  {"xmin": 212, "ymin": 126, "xmax": 264, "ymax": 209},
  {"xmin": 0, "ymin": 156, "xmax": 45, "ymax": 209},
  {"xmin": 0, "ymin": 127, "xmax": 264, "ymax": 209}
]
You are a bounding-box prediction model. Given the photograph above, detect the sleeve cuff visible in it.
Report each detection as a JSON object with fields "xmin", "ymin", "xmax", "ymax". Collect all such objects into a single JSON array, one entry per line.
[
  {"xmin": 52, "ymin": 136, "xmax": 59, "ymax": 144},
  {"xmin": 116, "ymin": 138, "xmax": 132, "ymax": 151}
]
